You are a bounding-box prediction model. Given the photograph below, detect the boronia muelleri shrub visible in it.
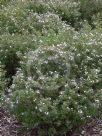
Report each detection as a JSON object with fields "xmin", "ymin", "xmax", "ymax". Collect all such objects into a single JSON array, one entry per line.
[
  {"xmin": 9, "ymin": 41, "xmax": 102, "ymax": 135},
  {"xmin": 0, "ymin": 0, "xmax": 102, "ymax": 135},
  {"xmin": 0, "ymin": 63, "xmax": 6, "ymax": 100}
]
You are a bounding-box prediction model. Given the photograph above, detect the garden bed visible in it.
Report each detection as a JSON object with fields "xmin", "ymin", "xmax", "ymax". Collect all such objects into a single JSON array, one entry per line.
[{"xmin": 1, "ymin": 107, "xmax": 102, "ymax": 136}]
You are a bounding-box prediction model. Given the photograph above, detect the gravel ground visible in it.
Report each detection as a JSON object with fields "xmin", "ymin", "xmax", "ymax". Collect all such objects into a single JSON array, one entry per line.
[
  {"xmin": 81, "ymin": 120, "xmax": 102, "ymax": 136},
  {"xmin": 0, "ymin": 107, "xmax": 102, "ymax": 136},
  {"xmin": 0, "ymin": 107, "xmax": 19, "ymax": 136}
]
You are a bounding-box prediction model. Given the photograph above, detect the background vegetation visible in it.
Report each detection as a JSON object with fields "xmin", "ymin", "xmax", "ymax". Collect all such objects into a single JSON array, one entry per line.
[{"xmin": 0, "ymin": 0, "xmax": 102, "ymax": 135}]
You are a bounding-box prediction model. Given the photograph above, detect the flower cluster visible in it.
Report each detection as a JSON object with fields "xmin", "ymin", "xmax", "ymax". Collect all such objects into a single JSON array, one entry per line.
[{"xmin": 9, "ymin": 40, "xmax": 102, "ymax": 135}]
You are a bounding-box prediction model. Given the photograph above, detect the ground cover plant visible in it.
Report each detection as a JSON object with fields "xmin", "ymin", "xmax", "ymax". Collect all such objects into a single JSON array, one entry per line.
[{"xmin": 0, "ymin": 0, "xmax": 102, "ymax": 136}]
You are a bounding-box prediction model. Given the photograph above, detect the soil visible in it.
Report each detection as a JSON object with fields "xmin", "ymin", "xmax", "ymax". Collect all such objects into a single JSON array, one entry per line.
[{"xmin": 0, "ymin": 107, "xmax": 102, "ymax": 136}]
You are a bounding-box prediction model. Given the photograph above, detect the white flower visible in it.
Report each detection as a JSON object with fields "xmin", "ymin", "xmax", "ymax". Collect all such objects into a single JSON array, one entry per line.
[
  {"xmin": 12, "ymin": 84, "xmax": 15, "ymax": 88},
  {"xmin": 45, "ymin": 112, "xmax": 49, "ymax": 115},
  {"xmin": 28, "ymin": 77, "xmax": 32, "ymax": 81},
  {"xmin": 78, "ymin": 109, "xmax": 83, "ymax": 114},
  {"xmin": 95, "ymin": 99, "xmax": 99, "ymax": 103},
  {"xmin": 36, "ymin": 90, "xmax": 40, "ymax": 94}
]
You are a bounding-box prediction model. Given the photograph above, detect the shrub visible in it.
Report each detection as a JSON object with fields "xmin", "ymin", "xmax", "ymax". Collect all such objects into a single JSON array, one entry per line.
[
  {"xmin": 0, "ymin": 1, "xmax": 102, "ymax": 135},
  {"xmin": 48, "ymin": 0, "xmax": 81, "ymax": 29},
  {"xmin": 1, "ymin": 0, "xmax": 102, "ymax": 34},
  {"xmin": 0, "ymin": 0, "xmax": 72, "ymax": 35},
  {"xmin": 0, "ymin": 33, "xmax": 39, "ymax": 86},
  {"xmin": 0, "ymin": 0, "xmax": 11, "ymax": 8},
  {"xmin": 0, "ymin": 25, "xmax": 75, "ymax": 86},
  {"xmin": 0, "ymin": 63, "xmax": 6, "ymax": 100},
  {"xmin": 9, "ymin": 39, "xmax": 102, "ymax": 135},
  {"xmin": 80, "ymin": 0, "xmax": 102, "ymax": 24}
]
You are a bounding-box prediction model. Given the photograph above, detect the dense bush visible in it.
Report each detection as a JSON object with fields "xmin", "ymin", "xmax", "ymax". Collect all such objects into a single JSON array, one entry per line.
[
  {"xmin": 0, "ymin": 63, "xmax": 6, "ymax": 100},
  {"xmin": 0, "ymin": 0, "xmax": 11, "ymax": 7},
  {"xmin": 0, "ymin": 0, "xmax": 102, "ymax": 34},
  {"xmin": 9, "ymin": 38, "xmax": 102, "ymax": 135},
  {"xmin": 0, "ymin": 34, "xmax": 38, "ymax": 80},
  {"xmin": 79, "ymin": 0, "xmax": 102, "ymax": 27},
  {"xmin": 0, "ymin": 0, "xmax": 102, "ymax": 135},
  {"xmin": 0, "ymin": 24, "xmax": 75, "ymax": 86}
]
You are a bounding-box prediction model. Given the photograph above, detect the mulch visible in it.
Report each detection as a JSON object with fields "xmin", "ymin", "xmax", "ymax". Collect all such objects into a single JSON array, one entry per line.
[
  {"xmin": 1, "ymin": 107, "xmax": 102, "ymax": 136},
  {"xmin": 0, "ymin": 107, "xmax": 19, "ymax": 136}
]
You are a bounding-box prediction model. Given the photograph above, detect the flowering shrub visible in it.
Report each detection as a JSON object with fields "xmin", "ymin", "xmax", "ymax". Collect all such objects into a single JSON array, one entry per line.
[
  {"xmin": 0, "ymin": 0, "xmax": 11, "ymax": 7},
  {"xmin": 80, "ymin": 0, "xmax": 102, "ymax": 26},
  {"xmin": 0, "ymin": 1, "xmax": 73, "ymax": 34},
  {"xmin": 0, "ymin": 0, "xmax": 102, "ymax": 34},
  {"xmin": 0, "ymin": 0, "xmax": 102, "ymax": 135},
  {"xmin": 9, "ymin": 40, "xmax": 102, "ymax": 135},
  {"xmin": 0, "ymin": 24, "xmax": 75, "ymax": 86},
  {"xmin": 0, "ymin": 63, "xmax": 6, "ymax": 100}
]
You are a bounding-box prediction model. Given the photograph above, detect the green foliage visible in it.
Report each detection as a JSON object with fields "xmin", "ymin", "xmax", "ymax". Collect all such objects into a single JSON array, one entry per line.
[
  {"xmin": 79, "ymin": 0, "xmax": 102, "ymax": 28},
  {"xmin": 0, "ymin": 0, "xmax": 11, "ymax": 7},
  {"xmin": 0, "ymin": 33, "xmax": 41, "ymax": 86},
  {"xmin": 0, "ymin": 24, "xmax": 75, "ymax": 85},
  {"xmin": 0, "ymin": 63, "xmax": 6, "ymax": 100},
  {"xmin": 9, "ymin": 35, "xmax": 102, "ymax": 135},
  {"xmin": 0, "ymin": 0, "xmax": 102, "ymax": 135},
  {"xmin": 0, "ymin": 0, "xmax": 102, "ymax": 34}
]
